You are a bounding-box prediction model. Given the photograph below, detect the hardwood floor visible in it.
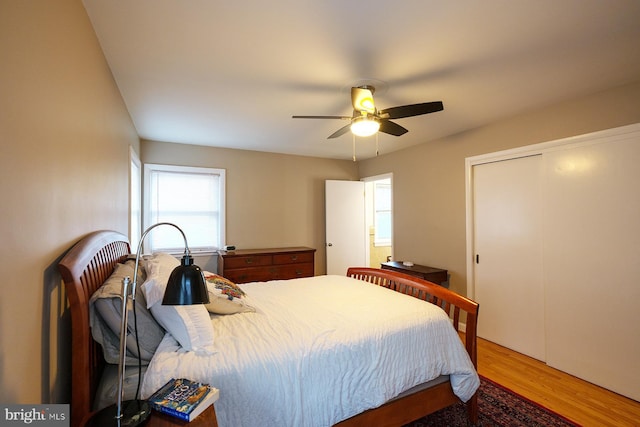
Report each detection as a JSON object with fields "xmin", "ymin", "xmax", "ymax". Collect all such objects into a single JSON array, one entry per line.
[{"xmin": 475, "ymin": 337, "xmax": 640, "ymax": 427}]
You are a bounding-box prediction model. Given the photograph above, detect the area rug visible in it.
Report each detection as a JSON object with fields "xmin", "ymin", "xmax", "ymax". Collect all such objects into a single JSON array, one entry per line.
[{"xmin": 404, "ymin": 376, "xmax": 580, "ymax": 427}]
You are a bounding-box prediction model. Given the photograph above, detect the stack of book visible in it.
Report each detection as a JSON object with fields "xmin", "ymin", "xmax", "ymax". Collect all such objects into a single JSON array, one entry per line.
[{"xmin": 148, "ymin": 378, "xmax": 219, "ymax": 422}]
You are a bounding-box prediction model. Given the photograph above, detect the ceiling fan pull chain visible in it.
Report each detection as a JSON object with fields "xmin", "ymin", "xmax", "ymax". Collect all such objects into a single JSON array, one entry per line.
[
  {"xmin": 376, "ymin": 133, "xmax": 379, "ymax": 156},
  {"xmin": 352, "ymin": 134, "xmax": 357, "ymax": 162}
]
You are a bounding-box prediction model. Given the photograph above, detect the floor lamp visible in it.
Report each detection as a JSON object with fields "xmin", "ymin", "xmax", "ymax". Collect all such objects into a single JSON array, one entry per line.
[{"xmin": 86, "ymin": 222, "xmax": 209, "ymax": 426}]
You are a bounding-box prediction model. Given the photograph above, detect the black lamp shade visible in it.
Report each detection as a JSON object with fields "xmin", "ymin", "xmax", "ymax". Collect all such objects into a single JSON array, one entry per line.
[{"xmin": 162, "ymin": 255, "xmax": 209, "ymax": 305}]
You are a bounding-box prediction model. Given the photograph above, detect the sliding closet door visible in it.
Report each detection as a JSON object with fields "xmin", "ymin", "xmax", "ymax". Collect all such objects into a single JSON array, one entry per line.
[
  {"xmin": 544, "ymin": 135, "xmax": 640, "ymax": 401},
  {"xmin": 473, "ymin": 155, "xmax": 545, "ymax": 361}
]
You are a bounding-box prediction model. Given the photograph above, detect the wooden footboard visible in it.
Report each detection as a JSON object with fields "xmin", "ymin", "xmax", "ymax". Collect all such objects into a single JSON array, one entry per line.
[{"xmin": 338, "ymin": 267, "xmax": 479, "ymax": 426}]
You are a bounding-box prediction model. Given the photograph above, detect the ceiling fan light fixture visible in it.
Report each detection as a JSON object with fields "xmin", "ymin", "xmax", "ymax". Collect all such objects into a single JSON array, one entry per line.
[
  {"xmin": 351, "ymin": 116, "xmax": 380, "ymax": 137},
  {"xmin": 358, "ymin": 97, "xmax": 375, "ymax": 113}
]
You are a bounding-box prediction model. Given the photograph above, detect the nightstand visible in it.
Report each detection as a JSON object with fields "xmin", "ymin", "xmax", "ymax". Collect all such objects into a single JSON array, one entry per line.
[
  {"xmin": 147, "ymin": 405, "xmax": 218, "ymax": 426},
  {"xmin": 381, "ymin": 261, "xmax": 448, "ymax": 286}
]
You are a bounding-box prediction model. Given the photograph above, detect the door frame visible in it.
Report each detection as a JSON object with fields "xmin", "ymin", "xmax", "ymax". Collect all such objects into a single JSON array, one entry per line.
[{"xmin": 362, "ymin": 173, "xmax": 394, "ymax": 265}]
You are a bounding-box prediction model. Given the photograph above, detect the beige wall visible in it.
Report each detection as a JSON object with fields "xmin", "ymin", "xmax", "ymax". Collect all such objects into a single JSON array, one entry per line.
[
  {"xmin": 0, "ymin": 0, "xmax": 139, "ymax": 404},
  {"xmin": 141, "ymin": 141, "xmax": 359, "ymax": 274},
  {"xmin": 358, "ymin": 80, "xmax": 640, "ymax": 298}
]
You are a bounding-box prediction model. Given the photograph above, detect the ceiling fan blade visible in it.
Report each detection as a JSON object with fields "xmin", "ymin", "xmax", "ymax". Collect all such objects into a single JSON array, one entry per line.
[
  {"xmin": 379, "ymin": 101, "xmax": 443, "ymax": 119},
  {"xmin": 379, "ymin": 120, "xmax": 408, "ymax": 136},
  {"xmin": 351, "ymin": 87, "xmax": 376, "ymax": 114},
  {"xmin": 327, "ymin": 123, "xmax": 352, "ymax": 139},
  {"xmin": 292, "ymin": 115, "xmax": 352, "ymax": 120}
]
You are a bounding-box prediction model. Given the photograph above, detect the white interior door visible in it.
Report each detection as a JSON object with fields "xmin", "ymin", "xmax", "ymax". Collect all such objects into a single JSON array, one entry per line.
[
  {"xmin": 325, "ymin": 180, "xmax": 366, "ymax": 275},
  {"xmin": 473, "ymin": 155, "xmax": 546, "ymax": 361}
]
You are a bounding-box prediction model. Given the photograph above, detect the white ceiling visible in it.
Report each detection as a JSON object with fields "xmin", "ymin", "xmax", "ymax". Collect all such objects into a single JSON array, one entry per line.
[{"xmin": 83, "ymin": 0, "xmax": 640, "ymax": 160}]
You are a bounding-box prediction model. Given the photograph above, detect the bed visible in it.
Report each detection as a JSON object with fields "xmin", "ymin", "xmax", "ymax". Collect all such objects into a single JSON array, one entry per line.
[{"xmin": 59, "ymin": 230, "xmax": 479, "ymax": 427}]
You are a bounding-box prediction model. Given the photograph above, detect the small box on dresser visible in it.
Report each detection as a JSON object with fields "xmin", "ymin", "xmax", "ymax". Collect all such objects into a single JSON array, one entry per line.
[{"xmin": 217, "ymin": 247, "xmax": 316, "ymax": 283}]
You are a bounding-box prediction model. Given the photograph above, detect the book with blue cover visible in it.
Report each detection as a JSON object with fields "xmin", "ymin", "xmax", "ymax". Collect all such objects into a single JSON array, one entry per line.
[{"xmin": 148, "ymin": 378, "xmax": 219, "ymax": 422}]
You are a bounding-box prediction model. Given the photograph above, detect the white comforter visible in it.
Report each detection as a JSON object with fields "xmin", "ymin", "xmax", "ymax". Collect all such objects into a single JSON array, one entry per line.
[{"xmin": 141, "ymin": 275, "xmax": 479, "ymax": 427}]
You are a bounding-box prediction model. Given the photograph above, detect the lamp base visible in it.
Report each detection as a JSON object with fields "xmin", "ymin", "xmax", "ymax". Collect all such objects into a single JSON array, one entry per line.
[{"xmin": 85, "ymin": 400, "xmax": 151, "ymax": 427}]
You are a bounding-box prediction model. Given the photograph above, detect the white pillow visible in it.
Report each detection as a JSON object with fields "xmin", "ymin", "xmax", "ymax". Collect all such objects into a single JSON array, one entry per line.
[
  {"xmin": 143, "ymin": 252, "xmax": 215, "ymax": 352},
  {"xmin": 204, "ymin": 272, "xmax": 255, "ymax": 315},
  {"xmin": 149, "ymin": 303, "xmax": 214, "ymax": 352},
  {"xmin": 141, "ymin": 252, "xmax": 180, "ymax": 308}
]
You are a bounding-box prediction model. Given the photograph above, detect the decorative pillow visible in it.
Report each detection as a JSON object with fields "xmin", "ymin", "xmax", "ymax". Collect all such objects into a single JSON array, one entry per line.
[
  {"xmin": 149, "ymin": 303, "xmax": 215, "ymax": 352},
  {"xmin": 141, "ymin": 252, "xmax": 180, "ymax": 308},
  {"xmin": 204, "ymin": 272, "xmax": 255, "ymax": 315},
  {"xmin": 90, "ymin": 260, "xmax": 165, "ymax": 364}
]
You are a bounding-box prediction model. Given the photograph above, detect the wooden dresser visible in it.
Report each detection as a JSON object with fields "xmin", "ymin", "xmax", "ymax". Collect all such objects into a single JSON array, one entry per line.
[{"xmin": 217, "ymin": 247, "xmax": 316, "ymax": 283}]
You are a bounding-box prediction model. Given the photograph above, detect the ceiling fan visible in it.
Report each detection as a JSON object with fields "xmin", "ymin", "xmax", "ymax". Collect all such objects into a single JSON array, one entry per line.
[{"xmin": 292, "ymin": 85, "xmax": 444, "ymax": 139}]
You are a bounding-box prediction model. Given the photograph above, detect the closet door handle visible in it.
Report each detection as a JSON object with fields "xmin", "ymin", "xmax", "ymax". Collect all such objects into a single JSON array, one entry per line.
[{"xmin": 476, "ymin": 254, "xmax": 480, "ymax": 264}]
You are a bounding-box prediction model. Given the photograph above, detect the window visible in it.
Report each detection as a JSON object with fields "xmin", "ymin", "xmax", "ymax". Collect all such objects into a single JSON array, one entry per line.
[
  {"xmin": 129, "ymin": 147, "xmax": 142, "ymax": 250},
  {"xmin": 144, "ymin": 164, "xmax": 225, "ymax": 254},
  {"xmin": 374, "ymin": 178, "xmax": 391, "ymax": 246}
]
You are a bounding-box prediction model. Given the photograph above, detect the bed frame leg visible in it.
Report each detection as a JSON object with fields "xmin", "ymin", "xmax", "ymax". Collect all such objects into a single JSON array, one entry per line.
[{"xmin": 467, "ymin": 392, "xmax": 479, "ymax": 425}]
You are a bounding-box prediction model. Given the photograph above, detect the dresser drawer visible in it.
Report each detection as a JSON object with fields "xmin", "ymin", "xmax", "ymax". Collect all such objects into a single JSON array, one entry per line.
[
  {"xmin": 223, "ymin": 254, "xmax": 272, "ymax": 269},
  {"xmin": 275, "ymin": 263, "xmax": 314, "ymax": 279},
  {"xmin": 273, "ymin": 251, "xmax": 314, "ymax": 265},
  {"xmin": 224, "ymin": 267, "xmax": 276, "ymax": 283}
]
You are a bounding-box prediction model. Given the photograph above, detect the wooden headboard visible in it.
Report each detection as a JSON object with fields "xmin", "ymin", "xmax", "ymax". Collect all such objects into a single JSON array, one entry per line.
[{"xmin": 58, "ymin": 230, "xmax": 130, "ymax": 427}]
